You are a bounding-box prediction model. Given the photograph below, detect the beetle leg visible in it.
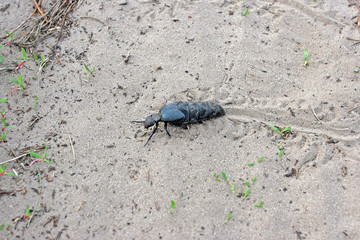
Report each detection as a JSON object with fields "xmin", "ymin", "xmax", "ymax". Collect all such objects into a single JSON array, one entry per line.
[
  {"xmin": 164, "ymin": 123, "xmax": 171, "ymax": 138},
  {"xmin": 144, "ymin": 123, "xmax": 158, "ymax": 146}
]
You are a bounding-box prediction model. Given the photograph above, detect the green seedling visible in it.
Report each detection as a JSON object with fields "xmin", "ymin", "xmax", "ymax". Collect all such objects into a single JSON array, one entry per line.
[
  {"xmin": 9, "ymin": 75, "xmax": 25, "ymax": 96},
  {"xmin": 0, "ymin": 163, "xmax": 17, "ymax": 177},
  {"xmin": 248, "ymin": 162, "xmax": 255, "ymax": 166},
  {"xmin": 222, "ymin": 172, "xmax": 235, "ymax": 194},
  {"xmin": 230, "ymin": 183, "xmax": 235, "ymax": 194},
  {"xmin": 0, "ymin": 222, "xmax": 10, "ymax": 230},
  {"xmin": 258, "ymin": 156, "xmax": 264, "ymax": 163},
  {"xmin": 354, "ymin": 66, "xmax": 360, "ymax": 73},
  {"xmin": 180, "ymin": 192, "xmax": 183, "ymax": 198},
  {"xmin": 278, "ymin": 143, "xmax": 284, "ymax": 157},
  {"xmin": 252, "ymin": 177, "xmax": 256, "ymax": 183},
  {"xmin": 270, "ymin": 126, "xmax": 281, "ymax": 134},
  {"xmin": 303, "ymin": 49, "xmax": 311, "ymax": 66},
  {"xmin": 84, "ymin": 64, "xmax": 96, "ymax": 78},
  {"xmin": 0, "ymin": 131, "xmax": 8, "ymax": 143},
  {"xmin": 244, "ymin": 181, "xmax": 250, "ymax": 186},
  {"xmin": 0, "ymin": 97, "xmax": 7, "ymax": 105},
  {"xmin": 15, "ymin": 48, "xmax": 30, "ymax": 71},
  {"xmin": 4, "ymin": 31, "xmax": 13, "ymax": 46},
  {"xmin": 2, "ymin": 117, "xmax": 16, "ymax": 132},
  {"xmin": 24, "ymin": 205, "xmax": 30, "ymax": 220},
  {"xmin": 32, "ymin": 95, "xmax": 39, "ymax": 108},
  {"xmin": 222, "ymin": 172, "xmax": 228, "ymax": 181},
  {"xmin": 0, "ymin": 32, "xmax": 14, "ymax": 63},
  {"xmin": 244, "ymin": 188, "xmax": 250, "ymax": 198},
  {"xmin": 170, "ymin": 200, "xmax": 175, "ymax": 214},
  {"xmin": 109, "ymin": 30, "xmax": 115, "ymax": 39},
  {"xmin": 29, "ymin": 144, "xmax": 54, "ymax": 166},
  {"xmin": 213, "ymin": 173, "xmax": 221, "ymax": 181},
  {"xmin": 224, "ymin": 211, "xmax": 232, "ymax": 223},
  {"xmin": 241, "ymin": 8, "xmax": 249, "ymax": 16},
  {"xmin": 254, "ymin": 200, "xmax": 263, "ymax": 207},
  {"xmin": 33, "ymin": 52, "xmax": 44, "ymax": 63},
  {"xmin": 281, "ymin": 126, "xmax": 291, "ymax": 133},
  {"xmin": 0, "ymin": 45, "xmax": 3, "ymax": 63}
]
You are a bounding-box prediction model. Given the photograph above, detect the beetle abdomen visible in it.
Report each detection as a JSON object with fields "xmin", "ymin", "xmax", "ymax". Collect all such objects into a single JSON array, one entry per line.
[{"xmin": 161, "ymin": 101, "xmax": 225, "ymax": 125}]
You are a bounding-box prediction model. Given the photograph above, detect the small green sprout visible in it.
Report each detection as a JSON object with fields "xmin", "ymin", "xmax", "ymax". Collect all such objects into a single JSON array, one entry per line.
[
  {"xmin": 221, "ymin": 172, "xmax": 235, "ymax": 194},
  {"xmin": 33, "ymin": 52, "xmax": 44, "ymax": 63},
  {"xmin": 29, "ymin": 144, "xmax": 54, "ymax": 166},
  {"xmin": 303, "ymin": 49, "xmax": 311, "ymax": 66},
  {"xmin": 0, "ymin": 163, "xmax": 17, "ymax": 177},
  {"xmin": 248, "ymin": 162, "xmax": 254, "ymax": 166},
  {"xmin": 9, "ymin": 75, "xmax": 25, "ymax": 96},
  {"xmin": 0, "ymin": 32, "xmax": 14, "ymax": 63},
  {"xmin": 180, "ymin": 192, "xmax": 183, "ymax": 198},
  {"xmin": 254, "ymin": 200, "xmax": 263, "ymax": 207},
  {"xmin": 24, "ymin": 205, "xmax": 30, "ymax": 219},
  {"xmin": 258, "ymin": 156, "xmax": 263, "ymax": 163},
  {"xmin": 84, "ymin": 64, "xmax": 96, "ymax": 78},
  {"xmin": 270, "ymin": 126, "xmax": 281, "ymax": 133},
  {"xmin": 213, "ymin": 173, "xmax": 221, "ymax": 181},
  {"xmin": 281, "ymin": 126, "xmax": 291, "ymax": 133},
  {"xmin": 2, "ymin": 117, "xmax": 16, "ymax": 131},
  {"xmin": 244, "ymin": 181, "xmax": 250, "ymax": 186},
  {"xmin": 0, "ymin": 45, "xmax": 3, "ymax": 63},
  {"xmin": 244, "ymin": 188, "xmax": 250, "ymax": 198},
  {"xmin": 170, "ymin": 200, "xmax": 175, "ymax": 214},
  {"xmin": 32, "ymin": 95, "xmax": 39, "ymax": 108},
  {"xmin": 0, "ymin": 132, "xmax": 8, "ymax": 143},
  {"xmin": 224, "ymin": 211, "xmax": 232, "ymax": 223},
  {"xmin": 5, "ymin": 31, "xmax": 13, "ymax": 45},
  {"xmin": 252, "ymin": 177, "xmax": 256, "ymax": 183},
  {"xmin": 0, "ymin": 97, "xmax": 7, "ymax": 104},
  {"xmin": 278, "ymin": 143, "xmax": 284, "ymax": 157},
  {"xmin": 354, "ymin": 66, "xmax": 360, "ymax": 73},
  {"xmin": 221, "ymin": 172, "xmax": 228, "ymax": 181},
  {"xmin": 15, "ymin": 48, "xmax": 30, "ymax": 71},
  {"xmin": 241, "ymin": 8, "xmax": 249, "ymax": 16},
  {"xmin": 230, "ymin": 183, "xmax": 235, "ymax": 194}
]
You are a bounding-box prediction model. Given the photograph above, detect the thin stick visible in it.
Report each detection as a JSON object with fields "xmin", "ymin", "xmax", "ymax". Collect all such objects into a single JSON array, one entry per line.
[
  {"xmin": 68, "ymin": 135, "xmax": 76, "ymax": 163},
  {"xmin": 27, "ymin": 162, "xmax": 42, "ymax": 227},
  {"xmin": 33, "ymin": 0, "xmax": 48, "ymax": 22},
  {"xmin": 0, "ymin": 146, "xmax": 45, "ymax": 165},
  {"xmin": 0, "ymin": 154, "xmax": 28, "ymax": 165},
  {"xmin": 311, "ymin": 106, "xmax": 323, "ymax": 124}
]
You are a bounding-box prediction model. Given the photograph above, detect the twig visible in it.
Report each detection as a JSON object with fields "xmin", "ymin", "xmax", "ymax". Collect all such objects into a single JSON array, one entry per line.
[
  {"xmin": 27, "ymin": 162, "xmax": 42, "ymax": 227},
  {"xmin": 68, "ymin": 135, "xmax": 76, "ymax": 163},
  {"xmin": 0, "ymin": 146, "xmax": 45, "ymax": 165},
  {"xmin": 311, "ymin": 106, "xmax": 323, "ymax": 124},
  {"xmin": 79, "ymin": 16, "xmax": 105, "ymax": 25},
  {"xmin": 33, "ymin": 0, "xmax": 48, "ymax": 22},
  {"xmin": 0, "ymin": 154, "xmax": 28, "ymax": 165},
  {"xmin": 54, "ymin": 1, "xmax": 77, "ymax": 49},
  {"xmin": 37, "ymin": 58, "xmax": 50, "ymax": 75},
  {"xmin": 348, "ymin": 105, "xmax": 359, "ymax": 113},
  {"xmin": 29, "ymin": 116, "xmax": 40, "ymax": 127}
]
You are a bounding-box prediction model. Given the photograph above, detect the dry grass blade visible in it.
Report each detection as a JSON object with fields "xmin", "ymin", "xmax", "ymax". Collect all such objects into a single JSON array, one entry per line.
[{"xmin": 13, "ymin": 0, "xmax": 80, "ymax": 48}]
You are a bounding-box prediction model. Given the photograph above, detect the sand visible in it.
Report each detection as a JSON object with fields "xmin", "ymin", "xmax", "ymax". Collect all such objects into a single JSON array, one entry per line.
[{"xmin": 0, "ymin": 0, "xmax": 360, "ymax": 239}]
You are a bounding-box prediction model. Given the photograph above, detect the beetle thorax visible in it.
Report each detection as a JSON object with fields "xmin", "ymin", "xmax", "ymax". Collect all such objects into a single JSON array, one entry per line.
[{"xmin": 144, "ymin": 114, "xmax": 161, "ymax": 128}]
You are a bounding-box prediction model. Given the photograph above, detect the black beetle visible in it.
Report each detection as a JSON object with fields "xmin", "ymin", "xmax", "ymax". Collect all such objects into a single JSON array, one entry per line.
[{"xmin": 133, "ymin": 101, "xmax": 225, "ymax": 145}]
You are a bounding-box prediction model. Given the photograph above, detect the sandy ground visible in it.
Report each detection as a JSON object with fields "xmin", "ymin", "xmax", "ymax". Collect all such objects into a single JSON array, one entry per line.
[{"xmin": 1, "ymin": 0, "xmax": 360, "ymax": 239}]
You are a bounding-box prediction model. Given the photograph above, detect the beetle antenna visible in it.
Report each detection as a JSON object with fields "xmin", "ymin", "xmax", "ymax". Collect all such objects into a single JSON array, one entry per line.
[
  {"xmin": 131, "ymin": 120, "xmax": 145, "ymax": 124},
  {"xmin": 144, "ymin": 123, "xmax": 158, "ymax": 146}
]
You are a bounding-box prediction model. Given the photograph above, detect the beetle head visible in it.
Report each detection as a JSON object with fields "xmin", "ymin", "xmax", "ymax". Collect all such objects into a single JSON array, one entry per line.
[{"xmin": 144, "ymin": 114, "xmax": 161, "ymax": 128}]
